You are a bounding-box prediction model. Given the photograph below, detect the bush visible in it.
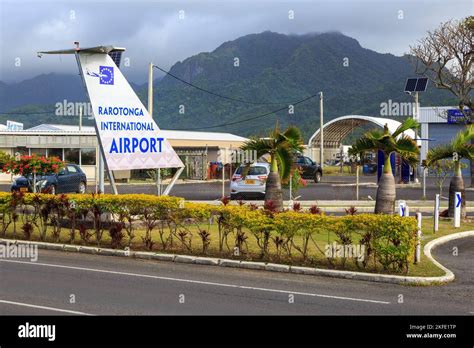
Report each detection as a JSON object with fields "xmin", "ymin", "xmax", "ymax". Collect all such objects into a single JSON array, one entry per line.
[{"xmin": 0, "ymin": 192, "xmax": 417, "ymax": 273}]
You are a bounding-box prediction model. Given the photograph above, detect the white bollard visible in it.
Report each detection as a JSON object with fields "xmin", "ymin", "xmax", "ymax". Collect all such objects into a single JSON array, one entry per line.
[
  {"xmin": 415, "ymin": 212, "xmax": 422, "ymax": 264},
  {"xmin": 434, "ymin": 194, "xmax": 439, "ymax": 233},
  {"xmin": 405, "ymin": 205, "xmax": 410, "ymax": 217},
  {"xmin": 454, "ymin": 191, "xmax": 461, "ymax": 228},
  {"xmin": 398, "ymin": 200, "xmax": 406, "ymax": 217}
]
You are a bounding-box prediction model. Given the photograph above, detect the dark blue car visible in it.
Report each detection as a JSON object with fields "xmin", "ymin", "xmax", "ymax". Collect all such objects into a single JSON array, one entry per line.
[{"xmin": 11, "ymin": 164, "xmax": 87, "ymax": 195}]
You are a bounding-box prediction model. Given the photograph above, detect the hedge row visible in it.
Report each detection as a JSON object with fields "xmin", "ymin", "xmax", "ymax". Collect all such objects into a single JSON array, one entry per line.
[{"xmin": 0, "ymin": 192, "xmax": 417, "ymax": 273}]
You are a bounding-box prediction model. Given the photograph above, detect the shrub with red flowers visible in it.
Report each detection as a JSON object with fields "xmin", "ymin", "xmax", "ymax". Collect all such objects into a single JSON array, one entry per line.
[
  {"xmin": 282, "ymin": 167, "xmax": 307, "ymax": 198},
  {"xmin": 2, "ymin": 154, "xmax": 63, "ymax": 177},
  {"xmin": 2, "ymin": 154, "xmax": 64, "ymax": 192}
]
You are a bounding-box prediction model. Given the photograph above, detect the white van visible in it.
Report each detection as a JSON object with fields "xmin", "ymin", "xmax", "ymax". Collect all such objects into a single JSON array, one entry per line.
[{"xmin": 230, "ymin": 162, "xmax": 270, "ymax": 200}]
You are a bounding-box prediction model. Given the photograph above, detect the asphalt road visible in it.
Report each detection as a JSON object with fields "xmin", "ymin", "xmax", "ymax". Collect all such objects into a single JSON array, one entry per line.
[
  {"xmin": 0, "ymin": 237, "xmax": 472, "ymax": 315},
  {"xmin": 141, "ymin": 179, "xmax": 474, "ymax": 201},
  {"xmin": 2, "ymin": 176, "xmax": 473, "ymax": 201}
]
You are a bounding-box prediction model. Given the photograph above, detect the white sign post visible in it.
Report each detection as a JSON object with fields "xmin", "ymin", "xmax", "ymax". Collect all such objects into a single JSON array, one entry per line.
[
  {"xmin": 398, "ymin": 200, "xmax": 406, "ymax": 217},
  {"xmin": 434, "ymin": 194, "xmax": 439, "ymax": 233},
  {"xmin": 415, "ymin": 212, "xmax": 422, "ymax": 264},
  {"xmin": 454, "ymin": 192, "xmax": 461, "ymax": 228}
]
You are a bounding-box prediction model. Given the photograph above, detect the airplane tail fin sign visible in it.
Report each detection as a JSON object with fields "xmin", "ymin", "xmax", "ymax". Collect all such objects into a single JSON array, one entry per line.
[{"xmin": 75, "ymin": 48, "xmax": 184, "ymax": 170}]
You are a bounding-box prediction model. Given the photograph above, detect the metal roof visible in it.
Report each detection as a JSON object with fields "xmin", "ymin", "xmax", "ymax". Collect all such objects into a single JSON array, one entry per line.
[
  {"xmin": 0, "ymin": 124, "xmax": 248, "ymax": 142},
  {"xmin": 308, "ymin": 115, "xmax": 418, "ymax": 148},
  {"xmin": 27, "ymin": 124, "xmax": 96, "ymax": 132}
]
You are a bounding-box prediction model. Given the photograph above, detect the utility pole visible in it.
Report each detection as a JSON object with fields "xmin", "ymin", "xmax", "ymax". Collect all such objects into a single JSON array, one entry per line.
[
  {"xmin": 99, "ymin": 150, "xmax": 105, "ymax": 193},
  {"xmin": 148, "ymin": 62, "xmax": 161, "ymax": 195},
  {"xmin": 79, "ymin": 106, "xmax": 83, "ymax": 131},
  {"xmin": 319, "ymin": 91, "xmax": 324, "ymax": 168},
  {"xmin": 414, "ymin": 91, "xmax": 420, "ymax": 183}
]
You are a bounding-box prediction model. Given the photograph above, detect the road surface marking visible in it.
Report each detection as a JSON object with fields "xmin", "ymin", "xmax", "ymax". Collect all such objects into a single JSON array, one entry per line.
[
  {"xmin": 0, "ymin": 259, "xmax": 391, "ymax": 305},
  {"xmin": 0, "ymin": 299, "xmax": 94, "ymax": 315}
]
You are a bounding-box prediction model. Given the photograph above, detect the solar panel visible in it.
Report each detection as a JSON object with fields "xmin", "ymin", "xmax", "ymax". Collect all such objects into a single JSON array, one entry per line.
[
  {"xmin": 415, "ymin": 77, "xmax": 428, "ymax": 92},
  {"xmin": 108, "ymin": 51, "xmax": 123, "ymax": 68},
  {"xmin": 404, "ymin": 78, "xmax": 418, "ymax": 92}
]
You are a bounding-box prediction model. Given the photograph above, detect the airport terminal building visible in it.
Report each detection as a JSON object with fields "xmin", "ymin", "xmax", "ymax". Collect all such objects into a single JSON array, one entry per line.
[
  {"xmin": 419, "ymin": 106, "xmax": 471, "ymax": 177},
  {"xmin": 0, "ymin": 124, "xmax": 248, "ymax": 184},
  {"xmin": 305, "ymin": 106, "xmax": 471, "ymax": 179}
]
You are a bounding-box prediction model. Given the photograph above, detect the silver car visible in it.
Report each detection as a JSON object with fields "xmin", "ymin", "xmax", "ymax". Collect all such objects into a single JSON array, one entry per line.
[{"xmin": 230, "ymin": 162, "xmax": 270, "ymax": 200}]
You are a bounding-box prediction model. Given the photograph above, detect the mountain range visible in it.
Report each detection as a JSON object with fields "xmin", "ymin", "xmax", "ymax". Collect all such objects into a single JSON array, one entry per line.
[{"xmin": 0, "ymin": 31, "xmax": 456, "ymax": 141}]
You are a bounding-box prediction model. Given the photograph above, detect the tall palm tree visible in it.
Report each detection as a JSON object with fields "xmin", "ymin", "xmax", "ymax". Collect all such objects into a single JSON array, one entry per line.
[
  {"xmin": 349, "ymin": 118, "xmax": 419, "ymax": 214},
  {"xmin": 241, "ymin": 124, "xmax": 303, "ymax": 211},
  {"xmin": 425, "ymin": 125, "xmax": 474, "ymax": 218}
]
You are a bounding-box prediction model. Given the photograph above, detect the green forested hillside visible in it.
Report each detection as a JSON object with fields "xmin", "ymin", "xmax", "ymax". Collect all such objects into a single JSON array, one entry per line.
[
  {"xmin": 146, "ymin": 31, "xmax": 455, "ymax": 140},
  {"xmin": 1, "ymin": 31, "xmax": 456, "ymax": 141}
]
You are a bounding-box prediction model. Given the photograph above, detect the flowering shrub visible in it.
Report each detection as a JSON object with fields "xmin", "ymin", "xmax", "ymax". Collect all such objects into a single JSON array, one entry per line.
[
  {"xmin": 282, "ymin": 167, "xmax": 307, "ymax": 197},
  {"xmin": 0, "ymin": 192, "xmax": 417, "ymax": 273},
  {"xmin": 2, "ymin": 154, "xmax": 64, "ymax": 177},
  {"xmin": 2, "ymin": 154, "xmax": 65, "ymax": 193}
]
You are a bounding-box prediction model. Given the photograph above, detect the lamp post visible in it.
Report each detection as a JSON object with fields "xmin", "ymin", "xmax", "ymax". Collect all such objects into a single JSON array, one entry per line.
[
  {"xmin": 319, "ymin": 91, "xmax": 324, "ymax": 168},
  {"xmin": 148, "ymin": 62, "xmax": 161, "ymax": 195}
]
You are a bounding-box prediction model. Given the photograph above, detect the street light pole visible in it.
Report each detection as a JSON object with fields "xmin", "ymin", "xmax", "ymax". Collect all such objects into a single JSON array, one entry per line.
[
  {"xmin": 148, "ymin": 62, "xmax": 161, "ymax": 195},
  {"xmin": 319, "ymin": 91, "xmax": 324, "ymax": 168}
]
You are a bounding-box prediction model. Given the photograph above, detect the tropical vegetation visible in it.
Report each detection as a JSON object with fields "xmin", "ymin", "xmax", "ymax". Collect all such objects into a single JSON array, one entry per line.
[
  {"xmin": 0, "ymin": 191, "xmax": 418, "ymax": 274},
  {"xmin": 240, "ymin": 124, "xmax": 304, "ymax": 211},
  {"xmin": 2, "ymin": 154, "xmax": 64, "ymax": 193},
  {"xmin": 425, "ymin": 125, "xmax": 474, "ymax": 217},
  {"xmin": 349, "ymin": 118, "xmax": 420, "ymax": 214}
]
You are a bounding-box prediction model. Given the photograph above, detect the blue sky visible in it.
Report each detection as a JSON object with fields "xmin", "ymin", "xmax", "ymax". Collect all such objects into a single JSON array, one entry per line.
[{"xmin": 0, "ymin": 0, "xmax": 471, "ymax": 84}]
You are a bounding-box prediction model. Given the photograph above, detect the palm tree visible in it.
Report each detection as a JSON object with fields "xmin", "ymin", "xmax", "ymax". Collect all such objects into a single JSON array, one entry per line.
[
  {"xmin": 425, "ymin": 125, "xmax": 474, "ymax": 218},
  {"xmin": 349, "ymin": 118, "xmax": 419, "ymax": 214},
  {"xmin": 241, "ymin": 124, "xmax": 303, "ymax": 211}
]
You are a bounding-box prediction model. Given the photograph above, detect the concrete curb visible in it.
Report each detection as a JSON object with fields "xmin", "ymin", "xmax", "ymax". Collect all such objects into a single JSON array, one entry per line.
[
  {"xmin": 1, "ymin": 231, "xmax": 472, "ymax": 285},
  {"xmin": 422, "ymin": 230, "xmax": 474, "ymax": 283}
]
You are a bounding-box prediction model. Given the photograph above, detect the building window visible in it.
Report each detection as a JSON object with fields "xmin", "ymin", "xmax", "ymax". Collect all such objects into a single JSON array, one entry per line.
[
  {"xmin": 81, "ymin": 148, "xmax": 96, "ymax": 165},
  {"xmin": 30, "ymin": 148, "xmax": 47, "ymax": 156},
  {"xmin": 14, "ymin": 147, "xmax": 29, "ymax": 156},
  {"xmin": 65, "ymin": 148, "xmax": 80, "ymax": 164},
  {"xmin": 48, "ymin": 148, "xmax": 63, "ymax": 160}
]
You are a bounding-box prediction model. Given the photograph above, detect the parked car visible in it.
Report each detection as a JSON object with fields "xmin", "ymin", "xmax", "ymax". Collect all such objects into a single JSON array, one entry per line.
[
  {"xmin": 230, "ymin": 162, "xmax": 270, "ymax": 200},
  {"xmin": 11, "ymin": 164, "xmax": 87, "ymax": 195},
  {"xmin": 294, "ymin": 155, "xmax": 323, "ymax": 183}
]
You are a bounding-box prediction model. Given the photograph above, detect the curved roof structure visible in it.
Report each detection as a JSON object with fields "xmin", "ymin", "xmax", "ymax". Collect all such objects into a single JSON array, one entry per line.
[{"xmin": 308, "ymin": 115, "xmax": 418, "ymax": 148}]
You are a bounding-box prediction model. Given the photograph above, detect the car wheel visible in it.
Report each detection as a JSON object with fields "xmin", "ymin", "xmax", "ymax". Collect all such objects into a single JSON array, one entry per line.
[
  {"xmin": 77, "ymin": 181, "xmax": 86, "ymax": 194},
  {"xmin": 49, "ymin": 184, "xmax": 56, "ymax": 195},
  {"xmin": 314, "ymin": 172, "xmax": 322, "ymax": 183}
]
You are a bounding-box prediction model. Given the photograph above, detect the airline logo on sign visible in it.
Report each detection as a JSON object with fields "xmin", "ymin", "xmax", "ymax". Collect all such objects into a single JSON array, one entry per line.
[
  {"xmin": 86, "ymin": 66, "xmax": 115, "ymax": 85},
  {"xmin": 78, "ymin": 52, "xmax": 183, "ymax": 171}
]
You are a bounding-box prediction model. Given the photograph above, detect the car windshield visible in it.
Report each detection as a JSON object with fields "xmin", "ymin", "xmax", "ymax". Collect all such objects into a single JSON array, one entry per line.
[{"xmin": 235, "ymin": 166, "xmax": 267, "ymax": 175}]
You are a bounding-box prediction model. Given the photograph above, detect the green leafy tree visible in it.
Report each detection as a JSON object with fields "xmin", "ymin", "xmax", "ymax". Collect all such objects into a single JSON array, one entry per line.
[
  {"xmin": 410, "ymin": 16, "xmax": 474, "ymax": 185},
  {"xmin": 425, "ymin": 125, "xmax": 474, "ymax": 218},
  {"xmin": 349, "ymin": 118, "xmax": 419, "ymax": 214},
  {"xmin": 241, "ymin": 124, "xmax": 303, "ymax": 211},
  {"xmin": 427, "ymin": 159, "xmax": 467, "ymax": 197}
]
